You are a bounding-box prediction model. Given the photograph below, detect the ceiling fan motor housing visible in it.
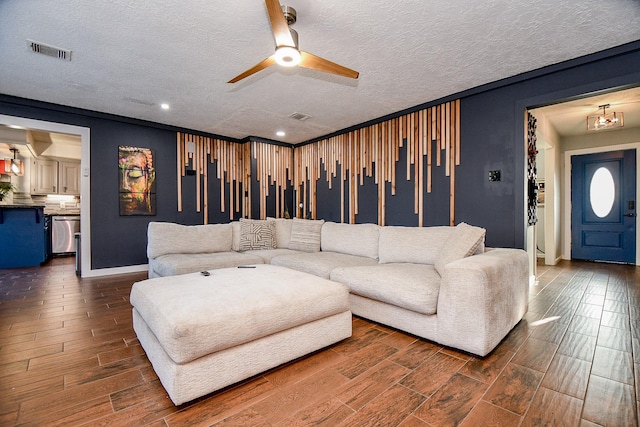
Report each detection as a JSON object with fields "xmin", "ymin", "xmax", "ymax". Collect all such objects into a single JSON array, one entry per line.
[{"xmin": 281, "ymin": 5, "xmax": 297, "ymax": 25}]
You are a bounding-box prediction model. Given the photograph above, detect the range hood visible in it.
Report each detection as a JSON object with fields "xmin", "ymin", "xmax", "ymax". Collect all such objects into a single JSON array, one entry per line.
[
  {"xmin": 0, "ymin": 125, "xmax": 80, "ymax": 159},
  {"xmin": 0, "ymin": 126, "xmax": 50, "ymax": 157}
]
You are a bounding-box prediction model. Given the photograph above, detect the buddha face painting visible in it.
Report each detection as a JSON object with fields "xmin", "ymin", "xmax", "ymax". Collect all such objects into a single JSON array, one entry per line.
[{"xmin": 118, "ymin": 146, "xmax": 156, "ymax": 215}]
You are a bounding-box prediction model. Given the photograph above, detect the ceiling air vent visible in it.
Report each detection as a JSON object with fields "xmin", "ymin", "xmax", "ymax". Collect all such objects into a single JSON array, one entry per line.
[
  {"xmin": 27, "ymin": 39, "xmax": 72, "ymax": 61},
  {"xmin": 288, "ymin": 112, "xmax": 312, "ymax": 121},
  {"xmin": 123, "ymin": 97, "xmax": 155, "ymax": 106}
]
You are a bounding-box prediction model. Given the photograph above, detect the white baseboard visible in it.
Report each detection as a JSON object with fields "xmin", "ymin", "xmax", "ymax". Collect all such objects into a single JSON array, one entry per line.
[
  {"xmin": 529, "ymin": 275, "xmax": 538, "ymax": 287},
  {"xmin": 82, "ymin": 264, "xmax": 148, "ymax": 278}
]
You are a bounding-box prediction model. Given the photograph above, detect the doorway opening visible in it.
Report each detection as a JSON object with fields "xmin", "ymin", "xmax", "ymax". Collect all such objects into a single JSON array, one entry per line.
[
  {"xmin": 528, "ymin": 86, "xmax": 640, "ymax": 267},
  {"xmin": 0, "ymin": 114, "xmax": 92, "ymax": 275}
]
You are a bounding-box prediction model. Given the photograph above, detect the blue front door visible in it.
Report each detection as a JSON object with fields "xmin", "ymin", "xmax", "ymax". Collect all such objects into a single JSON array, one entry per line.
[
  {"xmin": 571, "ymin": 149, "xmax": 636, "ymax": 263},
  {"xmin": 571, "ymin": 150, "xmax": 636, "ymax": 264}
]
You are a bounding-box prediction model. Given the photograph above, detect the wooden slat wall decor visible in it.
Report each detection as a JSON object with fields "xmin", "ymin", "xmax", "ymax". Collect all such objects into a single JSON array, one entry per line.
[
  {"xmin": 177, "ymin": 98, "xmax": 460, "ymax": 226},
  {"xmin": 252, "ymin": 141, "xmax": 294, "ymax": 219},
  {"xmin": 293, "ymin": 99, "xmax": 461, "ymax": 226},
  {"xmin": 176, "ymin": 132, "xmax": 249, "ymax": 224}
]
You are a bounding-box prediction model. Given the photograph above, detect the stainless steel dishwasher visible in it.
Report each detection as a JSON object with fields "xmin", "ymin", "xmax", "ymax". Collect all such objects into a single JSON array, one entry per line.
[{"xmin": 51, "ymin": 215, "xmax": 81, "ymax": 254}]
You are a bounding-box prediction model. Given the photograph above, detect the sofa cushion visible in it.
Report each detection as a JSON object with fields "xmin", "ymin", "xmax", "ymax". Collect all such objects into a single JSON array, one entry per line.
[
  {"xmin": 271, "ymin": 251, "xmax": 378, "ymax": 279},
  {"xmin": 149, "ymin": 252, "xmax": 264, "ymax": 277},
  {"xmin": 288, "ymin": 218, "xmax": 325, "ymax": 252},
  {"xmin": 239, "ymin": 218, "xmax": 276, "ymax": 250},
  {"xmin": 267, "ymin": 217, "xmax": 293, "ymax": 249},
  {"xmin": 147, "ymin": 222, "xmax": 232, "ymax": 259},
  {"xmin": 331, "ymin": 263, "xmax": 441, "ymax": 315},
  {"xmin": 434, "ymin": 222, "xmax": 486, "ymax": 275},
  {"xmin": 378, "ymin": 226, "xmax": 452, "ymax": 265},
  {"xmin": 321, "ymin": 222, "xmax": 380, "ymax": 259},
  {"xmin": 244, "ymin": 248, "xmax": 303, "ymax": 263}
]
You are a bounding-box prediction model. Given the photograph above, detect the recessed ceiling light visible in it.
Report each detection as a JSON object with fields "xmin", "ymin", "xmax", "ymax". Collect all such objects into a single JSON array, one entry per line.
[
  {"xmin": 276, "ymin": 131, "xmax": 286, "ymax": 137},
  {"xmin": 160, "ymin": 103, "xmax": 170, "ymax": 110}
]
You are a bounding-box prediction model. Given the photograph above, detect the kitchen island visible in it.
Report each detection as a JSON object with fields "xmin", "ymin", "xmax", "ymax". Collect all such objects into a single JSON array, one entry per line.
[{"xmin": 0, "ymin": 205, "xmax": 49, "ymax": 268}]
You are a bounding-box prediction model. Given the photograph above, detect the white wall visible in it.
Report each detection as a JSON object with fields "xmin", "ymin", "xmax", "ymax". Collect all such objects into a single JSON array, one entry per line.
[{"xmin": 534, "ymin": 111, "xmax": 561, "ymax": 265}]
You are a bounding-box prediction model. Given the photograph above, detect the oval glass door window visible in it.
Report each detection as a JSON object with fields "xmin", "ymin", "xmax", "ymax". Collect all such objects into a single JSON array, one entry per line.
[{"xmin": 589, "ymin": 167, "xmax": 615, "ymax": 217}]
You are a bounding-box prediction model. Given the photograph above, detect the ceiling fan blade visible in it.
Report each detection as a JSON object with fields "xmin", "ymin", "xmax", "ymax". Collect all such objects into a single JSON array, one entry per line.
[
  {"xmin": 298, "ymin": 51, "xmax": 359, "ymax": 79},
  {"xmin": 265, "ymin": 0, "xmax": 295, "ymax": 47},
  {"xmin": 228, "ymin": 56, "xmax": 276, "ymax": 83}
]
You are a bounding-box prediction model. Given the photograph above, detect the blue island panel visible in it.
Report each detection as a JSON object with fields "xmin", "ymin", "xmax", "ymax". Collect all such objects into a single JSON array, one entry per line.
[{"xmin": 0, "ymin": 206, "xmax": 47, "ymax": 268}]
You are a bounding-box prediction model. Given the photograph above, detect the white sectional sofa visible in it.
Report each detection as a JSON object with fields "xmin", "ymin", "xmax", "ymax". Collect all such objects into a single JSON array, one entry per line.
[{"xmin": 146, "ymin": 217, "xmax": 529, "ymax": 357}]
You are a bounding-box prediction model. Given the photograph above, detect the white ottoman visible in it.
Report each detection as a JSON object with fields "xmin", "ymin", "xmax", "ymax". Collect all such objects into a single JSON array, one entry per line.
[{"xmin": 130, "ymin": 264, "xmax": 352, "ymax": 405}]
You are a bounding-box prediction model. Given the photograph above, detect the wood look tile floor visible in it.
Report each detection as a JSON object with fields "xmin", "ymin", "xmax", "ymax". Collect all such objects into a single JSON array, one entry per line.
[{"xmin": 1, "ymin": 257, "xmax": 639, "ymax": 426}]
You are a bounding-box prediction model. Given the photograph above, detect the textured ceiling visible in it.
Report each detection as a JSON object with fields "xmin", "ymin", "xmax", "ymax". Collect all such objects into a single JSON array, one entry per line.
[
  {"xmin": 532, "ymin": 86, "xmax": 640, "ymax": 137},
  {"xmin": 1, "ymin": 0, "xmax": 639, "ymax": 144}
]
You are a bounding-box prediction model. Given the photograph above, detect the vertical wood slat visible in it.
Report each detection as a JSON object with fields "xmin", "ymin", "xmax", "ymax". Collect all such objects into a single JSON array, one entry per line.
[
  {"xmin": 295, "ymin": 147, "xmax": 300, "ymax": 219},
  {"xmin": 445, "ymin": 102, "xmax": 451, "ymax": 177},
  {"xmin": 450, "ymin": 102, "xmax": 456, "ymax": 225},
  {"xmin": 219, "ymin": 142, "xmax": 225, "ymax": 218},
  {"xmin": 455, "ymin": 99, "xmax": 461, "ymax": 166},
  {"xmin": 195, "ymin": 136, "xmax": 201, "ymax": 213},
  {"xmin": 202, "ymin": 137, "xmax": 209, "ymax": 224},
  {"xmin": 415, "ymin": 113, "xmax": 420, "ymax": 217},
  {"xmin": 177, "ymin": 133, "xmax": 183, "ymax": 212},
  {"xmin": 435, "ymin": 106, "xmax": 442, "ymax": 167},
  {"xmin": 245, "ymin": 142, "xmax": 251, "ymax": 218},
  {"xmin": 406, "ymin": 115, "xmax": 412, "ymax": 181},
  {"xmin": 235, "ymin": 145, "xmax": 241, "ymax": 215},
  {"xmin": 427, "ymin": 109, "xmax": 433, "ymax": 194},
  {"xmin": 379, "ymin": 126, "xmax": 386, "ymax": 226},
  {"xmin": 303, "ymin": 147, "xmax": 308, "ymax": 218},
  {"xmin": 450, "ymin": 133, "xmax": 456, "ymax": 226},
  {"xmin": 418, "ymin": 109, "xmax": 424, "ymax": 226},
  {"xmin": 391, "ymin": 118, "xmax": 396, "ymax": 196}
]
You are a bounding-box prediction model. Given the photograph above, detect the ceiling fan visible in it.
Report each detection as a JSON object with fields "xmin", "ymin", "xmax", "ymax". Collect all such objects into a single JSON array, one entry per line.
[{"xmin": 228, "ymin": 0, "xmax": 359, "ymax": 83}]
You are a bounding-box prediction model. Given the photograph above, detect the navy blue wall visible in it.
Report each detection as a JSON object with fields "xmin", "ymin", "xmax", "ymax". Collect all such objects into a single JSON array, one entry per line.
[
  {"xmin": 1, "ymin": 41, "xmax": 638, "ymax": 268},
  {"xmin": 0, "ymin": 98, "xmax": 226, "ymax": 268},
  {"xmin": 455, "ymin": 42, "xmax": 640, "ymax": 247}
]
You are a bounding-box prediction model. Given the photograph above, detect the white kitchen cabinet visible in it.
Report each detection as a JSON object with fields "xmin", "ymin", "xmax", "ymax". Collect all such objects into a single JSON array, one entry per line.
[
  {"xmin": 32, "ymin": 158, "xmax": 58, "ymax": 194},
  {"xmin": 32, "ymin": 158, "xmax": 80, "ymax": 195},
  {"xmin": 58, "ymin": 161, "xmax": 80, "ymax": 195}
]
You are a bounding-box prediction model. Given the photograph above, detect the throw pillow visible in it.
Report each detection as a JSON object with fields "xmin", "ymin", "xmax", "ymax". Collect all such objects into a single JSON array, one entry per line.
[
  {"xmin": 434, "ymin": 222, "xmax": 486, "ymax": 275},
  {"xmin": 239, "ymin": 218, "xmax": 276, "ymax": 251},
  {"xmin": 267, "ymin": 217, "xmax": 293, "ymax": 249},
  {"xmin": 231, "ymin": 221, "xmax": 241, "ymax": 251},
  {"xmin": 288, "ymin": 218, "xmax": 325, "ymax": 252}
]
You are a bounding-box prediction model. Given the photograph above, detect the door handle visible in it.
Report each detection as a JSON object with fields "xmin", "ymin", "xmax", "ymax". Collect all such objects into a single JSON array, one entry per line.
[{"xmin": 624, "ymin": 213, "xmax": 637, "ymax": 217}]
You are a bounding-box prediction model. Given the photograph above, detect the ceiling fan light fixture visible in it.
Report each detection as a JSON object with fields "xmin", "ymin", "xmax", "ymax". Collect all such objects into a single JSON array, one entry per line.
[
  {"xmin": 274, "ymin": 46, "xmax": 300, "ymax": 67},
  {"xmin": 587, "ymin": 104, "xmax": 624, "ymax": 131}
]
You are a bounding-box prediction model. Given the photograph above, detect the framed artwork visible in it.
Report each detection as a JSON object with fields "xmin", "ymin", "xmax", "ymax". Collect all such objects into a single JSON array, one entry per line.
[
  {"xmin": 118, "ymin": 146, "xmax": 156, "ymax": 215},
  {"xmin": 537, "ymin": 180, "xmax": 545, "ymax": 206}
]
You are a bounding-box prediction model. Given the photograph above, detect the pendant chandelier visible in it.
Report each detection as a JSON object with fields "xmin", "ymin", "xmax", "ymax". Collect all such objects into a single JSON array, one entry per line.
[
  {"xmin": 587, "ymin": 104, "xmax": 624, "ymax": 131},
  {"xmin": 2, "ymin": 148, "xmax": 24, "ymax": 176}
]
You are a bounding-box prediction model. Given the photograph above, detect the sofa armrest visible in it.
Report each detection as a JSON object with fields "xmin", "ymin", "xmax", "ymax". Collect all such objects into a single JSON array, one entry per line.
[{"xmin": 436, "ymin": 248, "xmax": 529, "ymax": 356}]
